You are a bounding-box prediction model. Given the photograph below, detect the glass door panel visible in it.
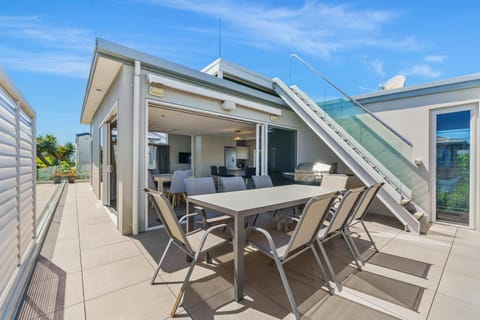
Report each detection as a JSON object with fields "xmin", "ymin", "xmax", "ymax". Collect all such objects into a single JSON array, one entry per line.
[
  {"xmin": 267, "ymin": 126, "xmax": 297, "ymax": 186},
  {"xmin": 435, "ymin": 110, "xmax": 470, "ymax": 224}
]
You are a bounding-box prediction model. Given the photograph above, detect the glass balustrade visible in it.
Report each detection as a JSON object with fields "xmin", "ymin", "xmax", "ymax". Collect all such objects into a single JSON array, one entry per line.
[{"xmin": 289, "ymin": 55, "xmax": 415, "ymax": 195}]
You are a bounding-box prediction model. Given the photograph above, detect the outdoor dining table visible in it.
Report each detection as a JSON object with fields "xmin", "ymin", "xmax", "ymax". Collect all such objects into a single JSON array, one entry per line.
[
  {"xmin": 153, "ymin": 173, "xmax": 173, "ymax": 192},
  {"xmin": 186, "ymin": 184, "xmax": 340, "ymax": 301}
]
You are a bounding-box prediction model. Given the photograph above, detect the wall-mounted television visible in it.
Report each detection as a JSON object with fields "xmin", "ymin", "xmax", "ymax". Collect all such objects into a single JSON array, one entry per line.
[{"xmin": 178, "ymin": 152, "xmax": 191, "ymax": 164}]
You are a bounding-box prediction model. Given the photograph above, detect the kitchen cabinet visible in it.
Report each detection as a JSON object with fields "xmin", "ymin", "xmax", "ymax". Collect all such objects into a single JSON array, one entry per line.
[{"xmin": 235, "ymin": 146, "xmax": 249, "ymax": 160}]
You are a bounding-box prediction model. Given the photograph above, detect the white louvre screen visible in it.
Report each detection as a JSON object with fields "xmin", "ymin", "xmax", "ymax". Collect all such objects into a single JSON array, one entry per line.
[{"xmin": 0, "ymin": 83, "xmax": 36, "ymax": 309}]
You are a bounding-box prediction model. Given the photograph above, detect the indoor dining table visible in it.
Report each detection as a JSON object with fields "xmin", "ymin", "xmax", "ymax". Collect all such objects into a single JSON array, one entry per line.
[{"xmin": 186, "ymin": 184, "xmax": 340, "ymax": 301}]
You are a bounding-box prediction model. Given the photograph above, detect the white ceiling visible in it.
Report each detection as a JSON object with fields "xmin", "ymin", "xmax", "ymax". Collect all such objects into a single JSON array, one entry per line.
[
  {"xmin": 148, "ymin": 106, "xmax": 257, "ymax": 139},
  {"xmin": 81, "ymin": 56, "xmax": 122, "ymax": 124}
]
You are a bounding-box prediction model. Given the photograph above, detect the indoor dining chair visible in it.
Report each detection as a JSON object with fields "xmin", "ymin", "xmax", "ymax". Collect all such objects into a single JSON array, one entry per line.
[
  {"xmin": 185, "ymin": 177, "xmax": 232, "ymax": 227},
  {"xmin": 163, "ymin": 170, "xmax": 189, "ymax": 208},
  {"xmin": 219, "ymin": 176, "xmax": 246, "ymax": 192}
]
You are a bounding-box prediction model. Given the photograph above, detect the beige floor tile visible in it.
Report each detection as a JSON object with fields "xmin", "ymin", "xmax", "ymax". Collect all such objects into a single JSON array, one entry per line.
[
  {"xmin": 51, "ymin": 236, "xmax": 81, "ymax": 255},
  {"xmin": 17, "ymin": 272, "xmax": 84, "ymax": 318},
  {"xmin": 82, "ymin": 255, "xmax": 153, "ymax": 300},
  {"xmin": 444, "ymin": 249, "xmax": 480, "ymax": 280},
  {"xmin": 437, "ymin": 271, "xmax": 480, "ymax": 308},
  {"xmin": 37, "ymin": 303, "xmax": 86, "ymax": 320},
  {"xmin": 85, "ymin": 280, "xmax": 176, "ymax": 320},
  {"xmin": 162, "ymin": 262, "xmax": 234, "ymax": 308},
  {"xmin": 79, "ymin": 230, "xmax": 129, "ymax": 250},
  {"xmin": 428, "ymin": 292, "xmax": 480, "ymax": 320},
  {"xmin": 185, "ymin": 286, "xmax": 290, "ymax": 320},
  {"xmin": 79, "ymin": 222, "xmax": 119, "ymax": 239},
  {"xmin": 81, "ymin": 240, "xmax": 142, "ymax": 270},
  {"xmin": 305, "ymin": 295, "xmax": 399, "ymax": 320},
  {"xmin": 48, "ymin": 249, "xmax": 82, "ymax": 274}
]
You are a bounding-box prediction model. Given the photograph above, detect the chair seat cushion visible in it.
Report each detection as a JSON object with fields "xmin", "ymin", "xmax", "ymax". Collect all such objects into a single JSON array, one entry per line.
[
  {"xmin": 248, "ymin": 229, "xmax": 291, "ymax": 259},
  {"xmin": 186, "ymin": 229, "xmax": 229, "ymax": 254}
]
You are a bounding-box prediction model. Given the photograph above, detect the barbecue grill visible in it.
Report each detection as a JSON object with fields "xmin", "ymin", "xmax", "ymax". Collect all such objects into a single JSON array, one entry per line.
[{"xmin": 294, "ymin": 162, "xmax": 337, "ymax": 185}]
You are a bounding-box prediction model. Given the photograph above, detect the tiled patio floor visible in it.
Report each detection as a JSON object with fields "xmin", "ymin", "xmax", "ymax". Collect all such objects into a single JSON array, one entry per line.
[{"xmin": 17, "ymin": 182, "xmax": 480, "ymax": 320}]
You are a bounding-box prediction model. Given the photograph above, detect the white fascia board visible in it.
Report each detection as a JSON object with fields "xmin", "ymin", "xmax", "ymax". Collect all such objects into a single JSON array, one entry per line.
[{"xmin": 147, "ymin": 73, "xmax": 282, "ymax": 116}]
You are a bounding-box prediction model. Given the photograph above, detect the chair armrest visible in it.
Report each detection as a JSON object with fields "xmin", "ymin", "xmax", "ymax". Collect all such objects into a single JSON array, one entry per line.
[
  {"xmin": 245, "ymin": 226, "xmax": 279, "ymax": 259},
  {"xmin": 179, "ymin": 212, "xmax": 207, "ymax": 228},
  {"xmin": 195, "ymin": 224, "xmax": 233, "ymax": 255}
]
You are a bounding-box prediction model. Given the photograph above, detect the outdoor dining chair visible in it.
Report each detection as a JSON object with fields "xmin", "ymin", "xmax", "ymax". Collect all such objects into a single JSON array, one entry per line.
[
  {"xmin": 316, "ymin": 186, "xmax": 367, "ymax": 291},
  {"xmin": 143, "ymin": 188, "xmax": 233, "ymax": 317},
  {"xmin": 185, "ymin": 177, "xmax": 232, "ymax": 227},
  {"xmin": 250, "ymin": 175, "xmax": 284, "ymax": 226},
  {"xmin": 245, "ymin": 192, "xmax": 338, "ymax": 320},
  {"xmin": 251, "ymin": 175, "xmax": 273, "ymax": 189},
  {"xmin": 219, "ymin": 176, "xmax": 246, "ymax": 192},
  {"xmin": 163, "ymin": 170, "xmax": 189, "ymax": 208},
  {"xmin": 345, "ymin": 182, "xmax": 384, "ymax": 265},
  {"xmin": 320, "ymin": 174, "xmax": 350, "ymax": 189}
]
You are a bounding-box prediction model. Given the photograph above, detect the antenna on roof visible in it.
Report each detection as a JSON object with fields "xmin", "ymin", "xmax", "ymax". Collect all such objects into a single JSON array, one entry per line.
[
  {"xmin": 381, "ymin": 75, "xmax": 406, "ymax": 91},
  {"xmin": 218, "ymin": 18, "xmax": 222, "ymax": 58}
]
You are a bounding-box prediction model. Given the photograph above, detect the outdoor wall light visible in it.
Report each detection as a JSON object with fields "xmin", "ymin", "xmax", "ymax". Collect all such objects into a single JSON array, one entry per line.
[
  {"xmin": 149, "ymin": 85, "xmax": 164, "ymax": 97},
  {"xmin": 221, "ymin": 100, "xmax": 236, "ymax": 111}
]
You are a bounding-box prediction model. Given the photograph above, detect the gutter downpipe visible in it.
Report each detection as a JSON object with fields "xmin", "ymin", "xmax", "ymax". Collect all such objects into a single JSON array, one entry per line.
[
  {"xmin": 132, "ymin": 60, "xmax": 141, "ymax": 235},
  {"xmin": 289, "ymin": 53, "xmax": 413, "ymax": 147}
]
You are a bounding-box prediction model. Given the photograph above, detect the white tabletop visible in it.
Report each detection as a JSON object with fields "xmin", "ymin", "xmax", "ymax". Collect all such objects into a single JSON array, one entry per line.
[
  {"xmin": 186, "ymin": 183, "xmax": 340, "ymax": 302},
  {"xmin": 188, "ymin": 184, "xmax": 338, "ymax": 217}
]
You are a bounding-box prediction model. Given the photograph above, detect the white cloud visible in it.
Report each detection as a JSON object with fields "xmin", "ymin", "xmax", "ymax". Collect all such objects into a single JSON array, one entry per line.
[
  {"xmin": 0, "ymin": 16, "xmax": 92, "ymax": 78},
  {"xmin": 366, "ymin": 59, "xmax": 386, "ymax": 77},
  {"xmin": 424, "ymin": 55, "xmax": 446, "ymax": 63},
  {"xmin": 401, "ymin": 64, "xmax": 442, "ymax": 79},
  {"xmin": 143, "ymin": 0, "xmax": 420, "ymax": 58}
]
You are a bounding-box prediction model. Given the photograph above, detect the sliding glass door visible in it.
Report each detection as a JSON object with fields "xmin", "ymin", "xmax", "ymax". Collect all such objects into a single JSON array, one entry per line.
[{"xmin": 434, "ymin": 109, "xmax": 472, "ymax": 225}]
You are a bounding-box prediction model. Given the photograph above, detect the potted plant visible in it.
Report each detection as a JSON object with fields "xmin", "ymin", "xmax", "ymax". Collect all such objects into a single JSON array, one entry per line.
[
  {"xmin": 66, "ymin": 168, "xmax": 77, "ymax": 183},
  {"xmin": 53, "ymin": 169, "xmax": 62, "ymax": 184}
]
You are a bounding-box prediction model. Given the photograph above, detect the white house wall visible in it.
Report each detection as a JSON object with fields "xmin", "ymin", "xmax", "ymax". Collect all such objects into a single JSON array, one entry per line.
[
  {"xmin": 142, "ymin": 70, "xmax": 345, "ymax": 173},
  {"xmin": 91, "ymin": 64, "xmax": 135, "ymax": 234},
  {"xmin": 358, "ymin": 86, "xmax": 480, "ymax": 225}
]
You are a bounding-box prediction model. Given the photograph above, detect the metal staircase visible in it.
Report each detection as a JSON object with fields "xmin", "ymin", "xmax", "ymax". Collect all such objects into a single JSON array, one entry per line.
[{"xmin": 273, "ymin": 75, "xmax": 426, "ymax": 234}]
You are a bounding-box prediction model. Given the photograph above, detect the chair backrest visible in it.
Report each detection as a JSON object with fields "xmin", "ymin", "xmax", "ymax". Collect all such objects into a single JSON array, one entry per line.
[
  {"xmin": 244, "ymin": 167, "xmax": 256, "ymax": 178},
  {"xmin": 351, "ymin": 182, "xmax": 384, "ymax": 222},
  {"xmin": 285, "ymin": 192, "xmax": 338, "ymax": 256},
  {"xmin": 169, "ymin": 170, "xmax": 190, "ymax": 193},
  {"xmin": 147, "ymin": 168, "xmax": 159, "ymax": 189},
  {"xmin": 185, "ymin": 177, "xmax": 216, "ymax": 196},
  {"xmin": 321, "ymin": 174, "xmax": 349, "ymax": 190},
  {"xmin": 210, "ymin": 165, "xmax": 218, "ymax": 175},
  {"xmin": 143, "ymin": 188, "xmax": 193, "ymax": 254},
  {"xmin": 220, "ymin": 176, "xmax": 246, "ymax": 192},
  {"xmin": 251, "ymin": 175, "xmax": 273, "ymax": 189},
  {"xmin": 218, "ymin": 166, "xmax": 228, "ymax": 176},
  {"xmin": 324, "ymin": 187, "xmax": 366, "ymax": 236}
]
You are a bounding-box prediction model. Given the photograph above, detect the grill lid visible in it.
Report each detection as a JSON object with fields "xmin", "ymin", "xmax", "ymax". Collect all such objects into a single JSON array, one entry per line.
[{"xmin": 295, "ymin": 162, "xmax": 334, "ymax": 173}]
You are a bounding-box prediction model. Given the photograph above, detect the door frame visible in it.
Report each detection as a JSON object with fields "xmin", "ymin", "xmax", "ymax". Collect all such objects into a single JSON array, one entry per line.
[
  {"xmin": 430, "ymin": 103, "xmax": 478, "ymax": 227},
  {"xmin": 99, "ymin": 102, "xmax": 118, "ymax": 224}
]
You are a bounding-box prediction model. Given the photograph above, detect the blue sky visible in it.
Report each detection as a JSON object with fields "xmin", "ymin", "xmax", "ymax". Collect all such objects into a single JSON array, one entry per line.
[{"xmin": 2, "ymin": 0, "xmax": 480, "ymax": 144}]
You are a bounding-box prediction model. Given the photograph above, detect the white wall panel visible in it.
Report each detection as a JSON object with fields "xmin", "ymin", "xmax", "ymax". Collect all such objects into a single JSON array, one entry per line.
[{"xmin": 0, "ymin": 77, "xmax": 36, "ymax": 312}]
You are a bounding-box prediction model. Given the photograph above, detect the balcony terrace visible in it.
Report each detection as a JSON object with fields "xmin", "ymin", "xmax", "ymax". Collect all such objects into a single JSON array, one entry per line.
[{"xmin": 17, "ymin": 182, "xmax": 480, "ymax": 320}]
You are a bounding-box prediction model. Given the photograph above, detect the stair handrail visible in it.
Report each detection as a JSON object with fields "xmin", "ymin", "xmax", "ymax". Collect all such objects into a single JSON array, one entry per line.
[{"xmin": 289, "ymin": 53, "xmax": 413, "ymax": 147}]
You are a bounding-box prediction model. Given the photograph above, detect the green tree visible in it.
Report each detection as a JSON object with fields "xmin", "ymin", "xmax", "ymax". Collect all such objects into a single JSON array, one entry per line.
[
  {"xmin": 36, "ymin": 134, "xmax": 75, "ymax": 167},
  {"xmin": 56, "ymin": 141, "xmax": 75, "ymax": 163},
  {"xmin": 36, "ymin": 134, "xmax": 57, "ymax": 166}
]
